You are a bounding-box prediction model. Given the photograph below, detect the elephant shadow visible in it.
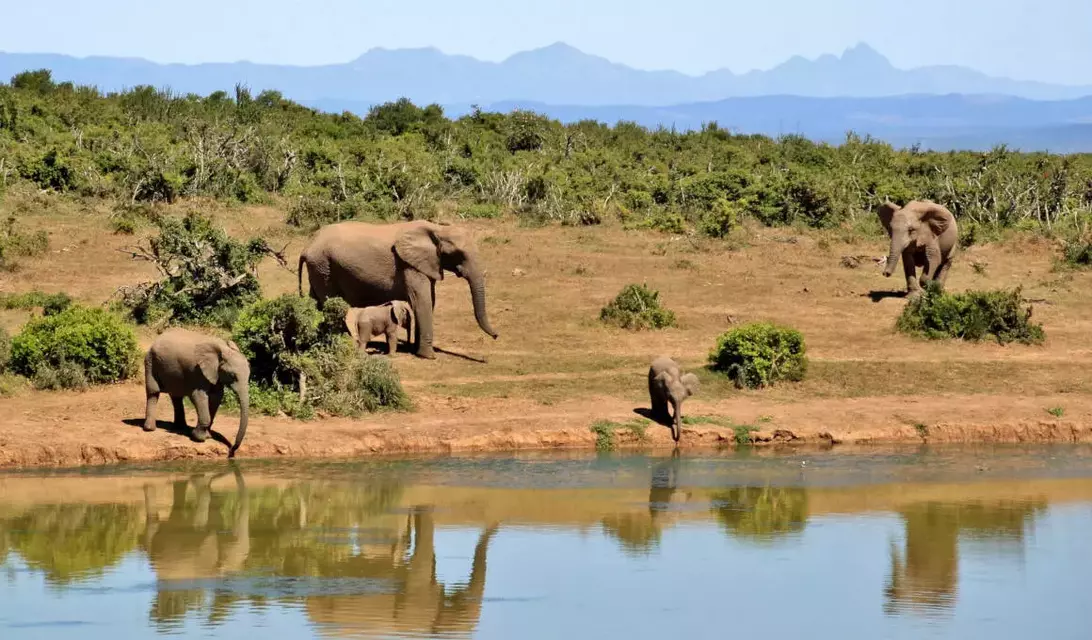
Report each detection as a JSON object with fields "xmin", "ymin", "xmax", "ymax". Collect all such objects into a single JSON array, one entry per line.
[
  {"xmin": 865, "ymin": 290, "xmax": 909, "ymax": 303},
  {"xmin": 632, "ymin": 407, "xmax": 674, "ymax": 433},
  {"xmin": 122, "ymin": 418, "xmax": 233, "ymax": 450}
]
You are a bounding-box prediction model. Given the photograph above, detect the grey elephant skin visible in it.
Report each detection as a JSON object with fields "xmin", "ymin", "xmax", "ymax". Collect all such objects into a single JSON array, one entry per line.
[
  {"xmin": 298, "ymin": 220, "xmax": 498, "ymax": 360},
  {"xmin": 878, "ymin": 199, "xmax": 958, "ymax": 296},
  {"xmin": 143, "ymin": 328, "xmax": 250, "ymax": 457},
  {"xmin": 648, "ymin": 356, "xmax": 699, "ymax": 442},
  {"xmin": 345, "ymin": 301, "xmax": 414, "ymax": 355}
]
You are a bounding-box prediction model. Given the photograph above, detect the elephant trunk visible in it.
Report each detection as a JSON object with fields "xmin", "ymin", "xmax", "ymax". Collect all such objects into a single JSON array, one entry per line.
[
  {"xmin": 229, "ymin": 381, "xmax": 249, "ymax": 458},
  {"xmin": 463, "ymin": 263, "xmax": 498, "ymax": 340},
  {"xmin": 884, "ymin": 232, "xmax": 909, "ymax": 277}
]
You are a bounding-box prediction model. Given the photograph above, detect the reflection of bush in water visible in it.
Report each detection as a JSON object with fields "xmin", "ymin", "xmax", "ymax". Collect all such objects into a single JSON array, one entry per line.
[
  {"xmin": 884, "ymin": 500, "xmax": 1047, "ymax": 616},
  {"xmin": 1, "ymin": 503, "xmax": 143, "ymax": 586},
  {"xmin": 710, "ymin": 486, "xmax": 808, "ymax": 541},
  {"xmin": 600, "ymin": 513, "xmax": 662, "ymax": 555}
]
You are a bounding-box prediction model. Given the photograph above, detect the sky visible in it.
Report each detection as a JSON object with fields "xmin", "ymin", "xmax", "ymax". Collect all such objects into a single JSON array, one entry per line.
[{"xmin": 2, "ymin": 0, "xmax": 1091, "ymax": 85}]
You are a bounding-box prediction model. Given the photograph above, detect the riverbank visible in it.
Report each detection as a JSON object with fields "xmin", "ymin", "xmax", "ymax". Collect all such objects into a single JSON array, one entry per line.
[
  {"xmin": 3, "ymin": 204, "xmax": 1092, "ymax": 469},
  {"xmin": 2, "ymin": 382, "xmax": 1092, "ymax": 468}
]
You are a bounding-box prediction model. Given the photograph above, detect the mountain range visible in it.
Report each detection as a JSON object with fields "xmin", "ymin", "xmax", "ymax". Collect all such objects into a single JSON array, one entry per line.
[{"xmin": 3, "ymin": 43, "xmax": 1092, "ymax": 151}]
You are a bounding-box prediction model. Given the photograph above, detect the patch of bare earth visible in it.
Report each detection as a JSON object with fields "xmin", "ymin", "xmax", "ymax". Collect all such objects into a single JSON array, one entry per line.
[{"xmin": 2, "ymin": 201, "xmax": 1092, "ymax": 469}]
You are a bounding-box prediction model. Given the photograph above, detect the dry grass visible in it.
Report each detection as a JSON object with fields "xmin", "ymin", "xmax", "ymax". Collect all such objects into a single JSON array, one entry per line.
[{"xmin": 3, "ymin": 196, "xmax": 1092, "ymax": 417}]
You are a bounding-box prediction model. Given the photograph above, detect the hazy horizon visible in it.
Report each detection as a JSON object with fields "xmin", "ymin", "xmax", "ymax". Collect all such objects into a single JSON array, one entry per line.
[{"xmin": 2, "ymin": 0, "xmax": 1091, "ymax": 85}]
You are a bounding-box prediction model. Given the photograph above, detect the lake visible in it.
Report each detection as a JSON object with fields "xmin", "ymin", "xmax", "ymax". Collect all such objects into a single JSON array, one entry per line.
[{"xmin": 3, "ymin": 445, "xmax": 1092, "ymax": 639}]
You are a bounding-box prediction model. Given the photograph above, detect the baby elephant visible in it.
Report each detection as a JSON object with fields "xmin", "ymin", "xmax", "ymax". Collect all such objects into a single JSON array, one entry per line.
[
  {"xmin": 345, "ymin": 301, "xmax": 414, "ymax": 356},
  {"xmin": 648, "ymin": 356, "xmax": 699, "ymax": 442},
  {"xmin": 143, "ymin": 328, "xmax": 251, "ymax": 457}
]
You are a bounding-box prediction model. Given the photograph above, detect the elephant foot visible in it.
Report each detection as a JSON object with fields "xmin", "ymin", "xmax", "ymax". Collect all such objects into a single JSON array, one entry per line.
[
  {"xmin": 192, "ymin": 426, "xmax": 210, "ymax": 443},
  {"xmin": 415, "ymin": 348, "xmax": 437, "ymax": 360},
  {"xmin": 142, "ymin": 421, "xmax": 157, "ymax": 432}
]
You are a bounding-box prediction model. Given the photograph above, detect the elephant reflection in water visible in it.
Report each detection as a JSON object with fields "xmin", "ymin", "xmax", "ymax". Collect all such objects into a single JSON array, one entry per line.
[
  {"xmin": 140, "ymin": 466, "xmax": 250, "ymax": 627},
  {"xmin": 601, "ymin": 452, "xmax": 691, "ymax": 555},
  {"xmin": 884, "ymin": 500, "xmax": 1047, "ymax": 616},
  {"xmin": 304, "ymin": 506, "xmax": 499, "ymax": 638}
]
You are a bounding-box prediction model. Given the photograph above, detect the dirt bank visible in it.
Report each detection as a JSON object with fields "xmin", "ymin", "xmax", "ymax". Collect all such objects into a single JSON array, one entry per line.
[
  {"xmin": 2, "ymin": 381, "xmax": 1092, "ymax": 469},
  {"xmin": 4, "ymin": 207, "xmax": 1092, "ymax": 470}
]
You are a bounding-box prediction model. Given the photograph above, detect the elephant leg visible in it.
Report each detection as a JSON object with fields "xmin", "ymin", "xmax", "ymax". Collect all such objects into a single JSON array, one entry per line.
[
  {"xmin": 144, "ymin": 392, "xmax": 160, "ymax": 432},
  {"xmin": 171, "ymin": 396, "xmax": 188, "ymax": 431},
  {"xmin": 208, "ymin": 386, "xmax": 224, "ymax": 425},
  {"xmin": 649, "ymin": 383, "xmax": 667, "ymax": 421},
  {"xmin": 669, "ymin": 399, "xmax": 681, "ymax": 442},
  {"xmin": 934, "ymin": 257, "xmax": 953, "ymax": 288},
  {"xmin": 386, "ymin": 327, "xmax": 398, "ymax": 356},
  {"xmin": 406, "ymin": 272, "xmax": 436, "ymax": 359},
  {"xmin": 902, "ymin": 248, "xmax": 921, "ymax": 295},
  {"xmin": 190, "ymin": 390, "xmax": 212, "ymax": 443}
]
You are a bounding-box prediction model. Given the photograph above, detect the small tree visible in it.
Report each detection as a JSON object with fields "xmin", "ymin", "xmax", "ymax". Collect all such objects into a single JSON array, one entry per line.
[
  {"xmin": 117, "ymin": 212, "xmax": 287, "ymax": 327},
  {"xmin": 709, "ymin": 322, "xmax": 808, "ymax": 389}
]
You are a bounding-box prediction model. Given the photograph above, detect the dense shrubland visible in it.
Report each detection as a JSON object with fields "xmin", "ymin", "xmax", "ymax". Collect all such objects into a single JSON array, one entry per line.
[{"xmin": 2, "ymin": 70, "xmax": 1092, "ymax": 240}]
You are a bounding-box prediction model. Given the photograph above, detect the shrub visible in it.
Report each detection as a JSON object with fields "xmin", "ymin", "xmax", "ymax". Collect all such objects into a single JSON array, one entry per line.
[
  {"xmin": 0, "ymin": 325, "xmax": 11, "ymax": 372},
  {"xmin": 1062, "ymin": 239, "xmax": 1092, "ymax": 267},
  {"xmin": 708, "ymin": 322, "xmax": 808, "ymax": 389},
  {"xmin": 292, "ymin": 338, "xmax": 411, "ymax": 416},
  {"xmin": 599, "ymin": 284, "xmax": 677, "ymax": 330},
  {"xmin": 0, "ymin": 214, "xmax": 49, "ymax": 272},
  {"xmin": 231, "ymin": 294, "xmax": 324, "ymax": 387},
  {"xmin": 698, "ymin": 198, "xmax": 742, "ymax": 238},
  {"xmin": 0, "ymin": 290, "xmax": 73, "ymax": 315},
  {"xmin": 119, "ymin": 212, "xmax": 283, "ymax": 327},
  {"xmin": 895, "ymin": 281, "xmax": 1045, "ymax": 345},
  {"xmin": 9, "ymin": 305, "xmax": 140, "ymax": 388}
]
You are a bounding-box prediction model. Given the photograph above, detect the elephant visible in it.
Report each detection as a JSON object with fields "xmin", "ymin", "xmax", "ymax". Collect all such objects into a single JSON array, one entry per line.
[
  {"xmin": 648, "ymin": 356, "xmax": 699, "ymax": 442},
  {"xmin": 345, "ymin": 301, "xmax": 414, "ymax": 356},
  {"xmin": 143, "ymin": 328, "xmax": 250, "ymax": 457},
  {"xmin": 877, "ymin": 200, "xmax": 958, "ymax": 297},
  {"xmin": 297, "ymin": 220, "xmax": 498, "ymax": 360},
  {"xmin": 140, "ymin": 468, "xmax": 250, "ymax": 627}
]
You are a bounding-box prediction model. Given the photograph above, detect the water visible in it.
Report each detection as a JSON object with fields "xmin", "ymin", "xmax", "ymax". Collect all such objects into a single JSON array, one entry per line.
[{"xmin": 3, "ymin": 445, "xmax": 1092, "ymax": 639}]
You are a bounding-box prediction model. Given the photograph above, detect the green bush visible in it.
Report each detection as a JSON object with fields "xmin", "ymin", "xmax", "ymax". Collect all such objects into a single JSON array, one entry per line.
[
  {"xmin": 0, "ymin": 325, "xmax": 11, "ymax": 372},
  {"xmin": 0, "ymin": 214, "xmax": 49, "ymax": 272},
  {"xmin": 231, "ymin": 294, "xmax": 324, "ymax": 387},
  {"xmin": 9, "ymin": 305, "xmax": 140, "ymax": 388},
  {"xmin": 293, "ymin": 338, "xmax": 411, "ymax": 416},
  {"xmin": 698, "ymin": 198, "xmax": 742, "ymax": 238},
  {"xmin": 0, "ymin": 290, "xmax": 73, "ymax": 315},
  {"xmin": 895, "ymin": 281, "xmax": 1045, "ymax": 345},
  {"xmin": 708, "ymin": 322, "xmax": 808, "ymax": 389},
  {"xmin": 599, "ymin": 283, "xmax": 677, "ymax": 330},
  {"xmin": 119, "ymin": 212, "xmax": 279, "ymax": 327},
  {"xmin": 1062, "ymin": 239, "xmax": 1092, "ymax": 267}
]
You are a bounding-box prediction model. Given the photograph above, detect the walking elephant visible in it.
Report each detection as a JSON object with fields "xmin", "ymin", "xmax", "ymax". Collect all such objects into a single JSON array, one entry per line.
[
  {"xmin": 143, "ymin": 328, "xmax": 250, "ymax": 457},
  {"xmin": 298, "ymin": 220, "xmax": 498, "ymax": 359},
  {"xmin": 648, "ymin": 356, "xmax": 699, "ymax": 442},
  {"xmin": 877, "ymin": 200, "xmax": 958, "ymax": 297}
]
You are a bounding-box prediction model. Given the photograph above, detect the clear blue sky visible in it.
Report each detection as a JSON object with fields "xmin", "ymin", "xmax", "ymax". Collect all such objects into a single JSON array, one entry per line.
[{"xmin": 3, "ymin": 0, "xmax": 1090, "ymax": 84}]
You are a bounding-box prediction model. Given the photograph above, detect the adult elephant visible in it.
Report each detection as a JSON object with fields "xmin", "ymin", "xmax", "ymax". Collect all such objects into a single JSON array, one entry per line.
[
  {"xmin": 877, "ymin": 200, "xmax": 958, "ymax": 297},
  {"xmin": 298, "ymin": 220, "xmax": 499, "ymax": 359}
]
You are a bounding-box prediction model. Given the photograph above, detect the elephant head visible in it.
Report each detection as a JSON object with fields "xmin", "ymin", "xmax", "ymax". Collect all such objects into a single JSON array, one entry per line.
[
  {"xmin": 877, "ymin": 200, "xmax": 955, "ymax": 278},
  {"xmin": 196, "ymin": 340, "xmax": 250, "ymax": 458},
  {"xmin": 393, "ymin": 222, "xmax": 498, "ymax": 340}
]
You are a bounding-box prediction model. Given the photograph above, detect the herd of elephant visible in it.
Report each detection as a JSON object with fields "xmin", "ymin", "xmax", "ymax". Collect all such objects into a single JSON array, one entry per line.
[{"xmin": 138, "ymin": 199, "xmax": 958, "ymax": 455}]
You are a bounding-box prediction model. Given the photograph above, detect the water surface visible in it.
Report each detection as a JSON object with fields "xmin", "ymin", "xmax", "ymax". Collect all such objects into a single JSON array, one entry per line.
[{"xmin": 3, "ymin": 445, "xmax": 1092, "ymax": 639}]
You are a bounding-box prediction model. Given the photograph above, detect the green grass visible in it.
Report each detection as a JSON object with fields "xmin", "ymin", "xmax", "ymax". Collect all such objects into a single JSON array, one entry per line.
[
  {"xmin": 681, "ymin": 414, "xmax": 760, "ymax": 445},
  {"xmin": 1047, "ymin": 406, "xmax": 1065, "ymax": 418},
  {"xmin": 590, "ymin": 418, "xmax": 653, "ymax": 451}
]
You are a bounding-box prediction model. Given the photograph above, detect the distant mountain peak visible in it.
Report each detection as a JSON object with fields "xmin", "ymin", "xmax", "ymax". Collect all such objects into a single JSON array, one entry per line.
[{"xmin": 840, "ymin": 42, "xmax": 891, "ymax": 68}]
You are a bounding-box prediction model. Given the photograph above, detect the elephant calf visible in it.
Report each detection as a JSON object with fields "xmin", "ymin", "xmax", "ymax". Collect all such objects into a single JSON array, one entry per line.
[
  {"xmin": 345, "ymin": 301, "xmax": 414, "ymax": 356},
  {"xmin": 877, "ymin": 199, "xmax": 958, "ymax": 297},
  {"xmin": 143, "ymin": 328, "xmax": 251, "ymax": 457},
  {"xmin": 648, "ymin": 356, "xmax": 699, "ymax": 442}
]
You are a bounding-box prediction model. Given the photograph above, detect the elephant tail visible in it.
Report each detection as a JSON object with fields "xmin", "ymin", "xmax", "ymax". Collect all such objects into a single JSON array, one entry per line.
[{"xmin": 297, "ymin": 253, "xmax": 306, "ymax": 296}]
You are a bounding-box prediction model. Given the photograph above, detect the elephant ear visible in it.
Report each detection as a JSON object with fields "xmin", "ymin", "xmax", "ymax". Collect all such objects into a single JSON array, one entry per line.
[
  {"xmin": 681, "ymin": 373, "xmax": 699, "ymax": 397},
  {"xmin": 194, "ymin": 342, "xmax": 222, "ymax": 386},
  {"xmin": 915, "ymin": 201, "xmax": 954, "ymax": 236},
  {"xmin": 876, "ymin": 201, "xmax": 899, "ymax": 237},
  {"xmin": 394, "ymin": 224, "xmax": 443, "ymax": 282}
]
